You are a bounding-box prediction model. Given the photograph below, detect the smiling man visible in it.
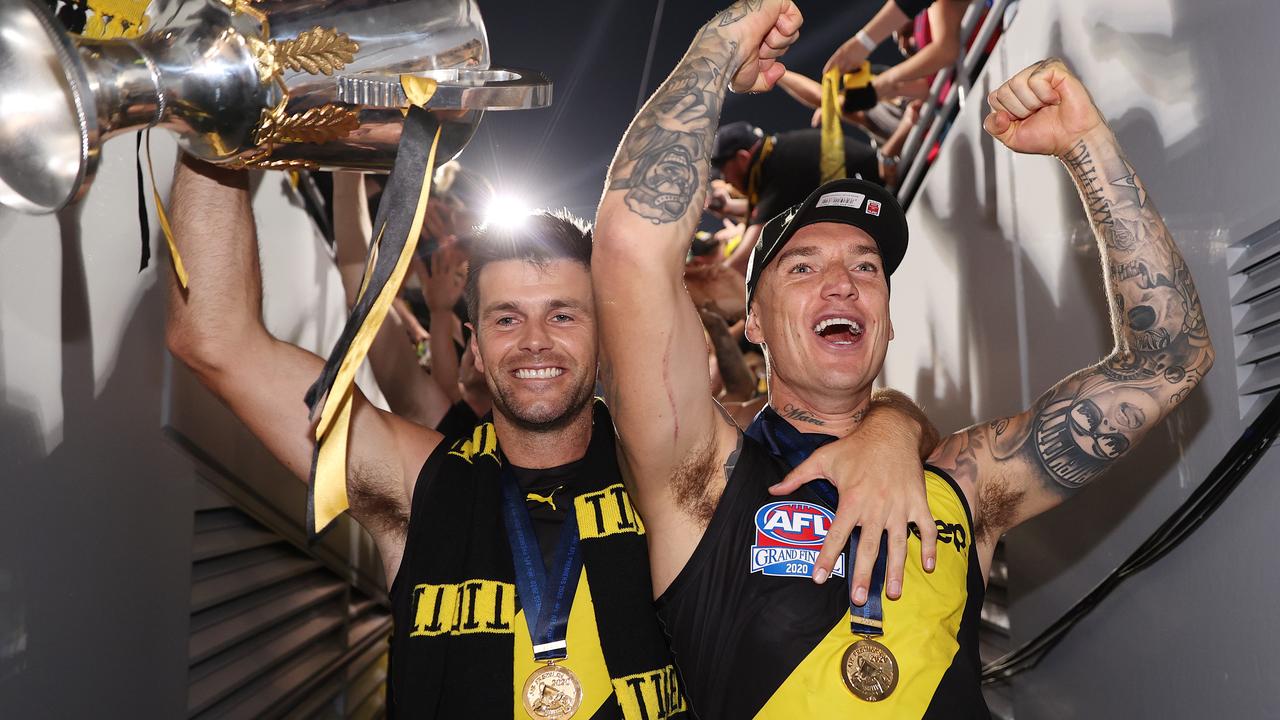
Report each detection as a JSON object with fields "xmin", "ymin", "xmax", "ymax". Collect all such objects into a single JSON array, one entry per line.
[
  {"xmin": 592, "ymin": 0, "xmax": 1214, "ymax": 714},
  {"xmin": 166, "ymin": 158, "xmax": 686, "ymax": 719}
]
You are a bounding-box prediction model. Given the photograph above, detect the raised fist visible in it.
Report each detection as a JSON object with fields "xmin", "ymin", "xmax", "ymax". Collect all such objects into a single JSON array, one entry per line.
[
  {"xmin": 713, "ymin": 0, "xmax": 804, "ymax": 94},
  {"xmin": 983, "ymin": 58, "xmax": 1106, "ymax": 157}
]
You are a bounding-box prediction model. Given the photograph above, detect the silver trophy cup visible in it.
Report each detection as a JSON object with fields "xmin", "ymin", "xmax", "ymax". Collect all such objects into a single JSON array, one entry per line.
[{"xmin": 0, "ymin": 0, "xmax": 551, "ymax": 213}]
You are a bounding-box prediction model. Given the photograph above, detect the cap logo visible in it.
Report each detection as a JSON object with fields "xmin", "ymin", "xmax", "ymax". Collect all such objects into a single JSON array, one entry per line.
[
  {"xmin": 866, "ymin": 200, "xmax": 882, "ymax": 216},
  {"xmin": 815, "ymin": 191, "xmax": 865, "ymax": 210}
]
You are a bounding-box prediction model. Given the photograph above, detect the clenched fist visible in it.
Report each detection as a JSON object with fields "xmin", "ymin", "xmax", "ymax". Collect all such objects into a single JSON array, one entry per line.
[
  {"xmin": 983, "ymin": 58, "xmax": 1107, "ymax": 157},
  {"xmin": 713, "ymin": 0, "xmax": 804, "ymax": 94}
]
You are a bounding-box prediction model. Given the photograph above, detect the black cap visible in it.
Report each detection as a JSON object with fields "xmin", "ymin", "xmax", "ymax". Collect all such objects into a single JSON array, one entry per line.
[
  {"xmin": 711, "ymin": 121, "xmax": 764, "ymax": 167},
  {"xmin": 745, "ymin": 178, "xmax": 908, "ymax": 308}
]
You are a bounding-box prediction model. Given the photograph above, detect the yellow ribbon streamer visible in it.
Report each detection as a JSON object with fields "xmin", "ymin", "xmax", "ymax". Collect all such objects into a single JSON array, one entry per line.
[
  {"xmin": 820, "ymin": 67, "xmax": 848, "ymax": 184},
  {"xmin": 145, "ymin": 129, "xmax": 188, "ymax": 288},
  {"xmin": 310, "ymin": 77, "xmax": 440, "ymax": 534}
]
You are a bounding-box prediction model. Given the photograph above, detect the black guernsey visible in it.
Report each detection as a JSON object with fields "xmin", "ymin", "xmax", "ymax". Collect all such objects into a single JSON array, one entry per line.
[{"xmin": 656, "ymin": 436, "xmax": 989, "ymax": 718}]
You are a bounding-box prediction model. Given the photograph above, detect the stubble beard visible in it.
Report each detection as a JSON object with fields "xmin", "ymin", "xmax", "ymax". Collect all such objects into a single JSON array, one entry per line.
[{"xmin": 488, "ymin": 368, "xmax": 596, "ymax": 433}]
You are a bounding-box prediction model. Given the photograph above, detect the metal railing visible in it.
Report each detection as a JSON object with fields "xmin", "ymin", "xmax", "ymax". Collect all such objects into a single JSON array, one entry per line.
[{"xmin": 895, "ymin": 0, "xmax": 1015, "ymax": 208}]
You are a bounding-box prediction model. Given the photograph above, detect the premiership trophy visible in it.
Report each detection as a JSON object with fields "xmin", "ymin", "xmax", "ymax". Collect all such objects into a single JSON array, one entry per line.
[{"xmin": 0, "ymin": 0, "xmax": 551, "ymax": 213}]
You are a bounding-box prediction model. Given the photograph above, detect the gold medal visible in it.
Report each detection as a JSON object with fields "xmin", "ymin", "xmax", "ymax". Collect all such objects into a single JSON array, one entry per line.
[
  {"xmin": 522, "ymin": 662, "xmax": 583, "ymax": 719},
  {"xmin": 841, "ymin": 638, "xmax": 899, "ymax": 702}
]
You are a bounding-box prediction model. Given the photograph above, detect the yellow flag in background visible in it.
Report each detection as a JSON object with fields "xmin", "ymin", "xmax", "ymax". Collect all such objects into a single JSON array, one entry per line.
[{"xmin": 819, "ymin": 67, "xmax": 847, "ymax": 184}]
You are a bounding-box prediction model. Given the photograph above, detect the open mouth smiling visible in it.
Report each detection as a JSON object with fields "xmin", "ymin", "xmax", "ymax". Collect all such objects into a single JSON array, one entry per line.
[{"xmin": 812, "ymin": 317, "xmax": 864, "ymax": 346}]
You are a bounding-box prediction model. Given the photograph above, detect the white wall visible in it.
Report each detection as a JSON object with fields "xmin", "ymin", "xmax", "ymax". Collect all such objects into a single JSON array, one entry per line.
[
  {"xmin": 0, "ymin": 131, "xmax": 386, "ymax": 714},
  {"xmin": 882, "ymin": 1, "xmax": 1280, "ymax": 716}
]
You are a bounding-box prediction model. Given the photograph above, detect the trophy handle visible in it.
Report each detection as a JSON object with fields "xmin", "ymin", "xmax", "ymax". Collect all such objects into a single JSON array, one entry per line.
[{"xmin": 336, "ymin": 67, "xmax": 553, "ymax": 111}]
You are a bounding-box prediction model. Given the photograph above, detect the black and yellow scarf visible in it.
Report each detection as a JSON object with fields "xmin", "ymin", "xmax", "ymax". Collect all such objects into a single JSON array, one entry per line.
[{"xmin": 387, "ymin": 401, "xmax": 688, "ymax": 719}]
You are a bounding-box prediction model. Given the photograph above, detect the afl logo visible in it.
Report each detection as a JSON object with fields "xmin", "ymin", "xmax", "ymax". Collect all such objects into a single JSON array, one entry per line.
[
  {"xmin": 754, "ymin": 502, "xmax": 833, "ymax": 545},
  {"xmin": 750, "ymin": 502, "xmax": 846, "ymax": 579}
]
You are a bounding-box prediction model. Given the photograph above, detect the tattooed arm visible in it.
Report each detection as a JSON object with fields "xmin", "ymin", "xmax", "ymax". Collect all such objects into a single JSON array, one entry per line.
[
  {"xmin": 928, "ymin": 59, "xmax": 1215, "ymax": 570},
  {"xmin": 593, "ymin": 0, "xmax": 801, "ymax": 593}
]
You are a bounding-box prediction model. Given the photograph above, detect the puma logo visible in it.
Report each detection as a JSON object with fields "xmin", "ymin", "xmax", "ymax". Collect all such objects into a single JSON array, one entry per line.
[{"xmin": 526, "ymin": 486, "xmax": 564, "ymax": 511}]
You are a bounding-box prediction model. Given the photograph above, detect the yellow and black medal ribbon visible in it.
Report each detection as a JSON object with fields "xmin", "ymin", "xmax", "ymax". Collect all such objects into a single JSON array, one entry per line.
[{"xmin": 304, "ymin": 77, "xmax": 441, "ymax": 537}]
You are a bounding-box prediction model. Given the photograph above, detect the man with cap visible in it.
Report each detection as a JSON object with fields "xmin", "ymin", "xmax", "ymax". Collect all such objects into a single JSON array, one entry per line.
[
  {"xmin": 710, "ymin": 119, "xmax": 883, "ymax": 273},
  {"xmin": 594, "ymin": 0, "xmax": 1214, "ymax": 712}
]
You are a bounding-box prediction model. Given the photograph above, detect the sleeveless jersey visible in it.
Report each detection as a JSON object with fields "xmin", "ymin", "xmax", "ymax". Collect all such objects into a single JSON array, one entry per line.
[{"xmin": 656, "ymin": 436, "xmax": 989, "ymax": 718}]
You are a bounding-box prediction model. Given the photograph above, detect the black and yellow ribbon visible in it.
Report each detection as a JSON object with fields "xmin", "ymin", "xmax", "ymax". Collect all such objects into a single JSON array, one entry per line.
[
  {"xmin": 303, "ymin": 76, "xmax": 441, "ymax": 537},
  {"xmin": 840, "ymin": 61, "xmax": 879, "ymax": 113}
]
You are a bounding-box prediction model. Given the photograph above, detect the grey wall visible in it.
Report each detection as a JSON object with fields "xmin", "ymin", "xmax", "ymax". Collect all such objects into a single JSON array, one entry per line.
[
  {"xmin": 0, "ymin": 134, "xmax": 386, "ymax": 716},
  {"xmin": 881, "ymin": 0, "xmax": 1280, "ymax": 716}
]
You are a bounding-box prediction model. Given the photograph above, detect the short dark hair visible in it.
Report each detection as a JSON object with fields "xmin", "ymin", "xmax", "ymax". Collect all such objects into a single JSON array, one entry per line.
[{"xmin": 464, "ymin": 210, "xmax": 593, "ymax": 324}]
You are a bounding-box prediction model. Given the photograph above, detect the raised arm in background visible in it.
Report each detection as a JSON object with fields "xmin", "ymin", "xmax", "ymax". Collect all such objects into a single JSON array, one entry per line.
[
  {"xmin": 824, "ymin": 0, "xmax": 968, "ymax": 76},
  {"xmin": 869, "ymin": 0, "xmax": 968, "ymax": 100},
  {"xmin": 698, "ymin": 303, "xmax": 757, "ymax": 402},
  {"xmin": 929, "ymin": 59, "xmax": 1215, "ymax": 574},
  {"xmin": 424, "ymin": 242, "xmax": 469, "ymax": 406},
  {"xmin": 332, "ymin": 172, "xmax": 455, "ymax": 428},
  {"xmin": 166, "ymin": 159, "xmax": 441, "ymax": 583}
]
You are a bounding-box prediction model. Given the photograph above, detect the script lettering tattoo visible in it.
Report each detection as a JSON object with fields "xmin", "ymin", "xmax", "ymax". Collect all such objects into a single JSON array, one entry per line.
[
  {"xmin": 782, "ymin": 403, "xmax": 826, "ymax": 426},
  {"xmin": 1062, "ymin": 141, "xmax": 1113, "ymax": 230},
  {"xmin": 608, "ymin": 27, "xmax": 738, "ymax": 224}
]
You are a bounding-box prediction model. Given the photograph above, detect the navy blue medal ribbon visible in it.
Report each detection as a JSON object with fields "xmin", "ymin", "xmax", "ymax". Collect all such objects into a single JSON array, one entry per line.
[
  {"xmin": 746, "ymin": 406, "xmax": 887, "ymax": 637},
  {"xmin": 500, "ymin": 466, "xmax": 584, "ymax": 661}
]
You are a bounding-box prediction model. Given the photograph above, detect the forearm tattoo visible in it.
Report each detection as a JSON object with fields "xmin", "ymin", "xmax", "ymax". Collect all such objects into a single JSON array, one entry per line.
[
  {"xmin": 607, "ymin": 19, "xmax": 740, "ymax": 225},
  {"xmin": 1014, "ymin": 136, "xmax": 1212, "ymax": 491},
  {"xmin": 935, "ymin": 133, "xmax": 1213, "ymax": 528}
]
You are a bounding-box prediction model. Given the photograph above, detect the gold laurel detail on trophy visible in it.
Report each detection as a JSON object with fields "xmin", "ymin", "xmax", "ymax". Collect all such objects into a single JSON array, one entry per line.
[
  {"xmin": 273, "ymin": 27, "xmax": 360, "ymax": 76},
  {"xmin": 247, "ymin": 36, "xmax": 278, "ymax": 85},
  {"xmin": 255, "ymin": 103, "xmax": 361, "ymax": 146}
]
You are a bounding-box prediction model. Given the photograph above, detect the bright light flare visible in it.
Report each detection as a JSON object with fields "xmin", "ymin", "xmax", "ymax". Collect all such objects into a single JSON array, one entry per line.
[{"xmin": 484, "ymin": 194, "xmax": 532, "ymax": 229}]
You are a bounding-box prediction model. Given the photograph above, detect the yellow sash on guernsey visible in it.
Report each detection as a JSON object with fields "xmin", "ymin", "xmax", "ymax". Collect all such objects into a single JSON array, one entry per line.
[{"xmin": 757, "ymin": 471, "xmax": 972, "ymax": 717}]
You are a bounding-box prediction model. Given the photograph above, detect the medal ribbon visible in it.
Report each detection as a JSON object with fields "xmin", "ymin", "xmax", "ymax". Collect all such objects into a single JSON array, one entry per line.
[
  {"xmin": 500, "ymin": 466, "xmax": 584, "ymax": 662},
  {"xmin": 746, "ymin": 406, "xmax": 887, "ymax": 636}
]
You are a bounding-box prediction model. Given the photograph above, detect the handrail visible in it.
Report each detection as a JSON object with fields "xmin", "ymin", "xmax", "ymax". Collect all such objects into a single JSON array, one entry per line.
[{"xmin": 896, "ymin": 0, "xmax": 1013, "ymax": 207}]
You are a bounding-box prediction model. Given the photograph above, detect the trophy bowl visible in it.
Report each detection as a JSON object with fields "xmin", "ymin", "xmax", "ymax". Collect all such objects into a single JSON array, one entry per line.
[
  {"xmin": 0, "ymin": 0, "xmax": 552, "ymax": 214},
  {"xmin": 0, "ymin": 0, "xmax": 97, "ymax": 214}
]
